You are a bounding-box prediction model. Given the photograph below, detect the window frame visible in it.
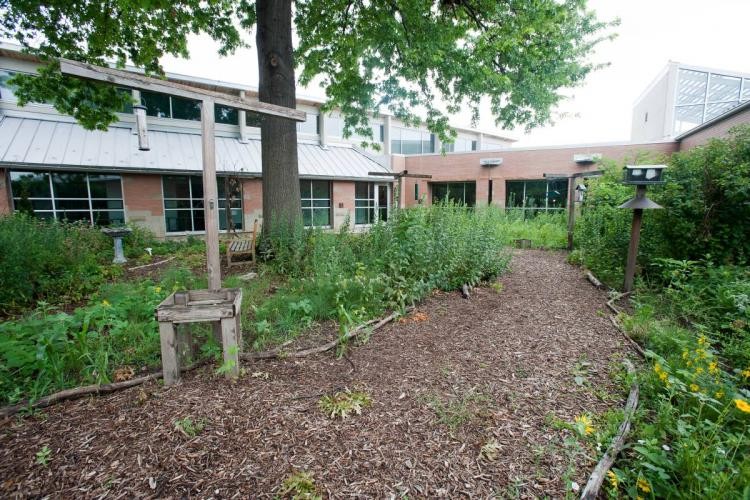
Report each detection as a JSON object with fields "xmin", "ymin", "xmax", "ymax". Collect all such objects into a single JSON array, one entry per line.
[
  {"xmin": 10, "ymin": 170, "xmax": 125, "ymax": 225},
  {"xmin": 300, "ymin": 179, "xmax": 332, "ymax": 228},
  {"xmin": 354, "ymin": 182, "xmax": 390, "ymax": 226},
  {"xmin": 430, "ymin": 181, "xmax": 476, "ymax": 207},
  {"xmin": 162, "ymin": 175, "xmax": 243, "ymax": 234},
  {"xmin": 504, "ymin": 179, "xmax": 568, "ymax": 213}
]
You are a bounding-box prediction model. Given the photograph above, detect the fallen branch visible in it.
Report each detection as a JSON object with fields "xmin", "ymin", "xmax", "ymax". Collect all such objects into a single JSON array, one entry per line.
[
  {"xmin": 585, "ymin": 271, "xmax": 603, "ymax": 289},
  {"xmin": 127, "ymin": 256, "xmax": 176, "ymax": 271},
  {"xmin": 606, "ymin": 292, "xmax": 646, "ymax": 359},
  {"xmin": 581, "ymin": 359, "xmax": 639, "ymax": 500},
  {"xmin": 241, "ymin": 307, "xmax": 412, "ymax": 361},
  {"xmin": 0, "ymin": 362, "xmax": 206, "ymax": 418}
]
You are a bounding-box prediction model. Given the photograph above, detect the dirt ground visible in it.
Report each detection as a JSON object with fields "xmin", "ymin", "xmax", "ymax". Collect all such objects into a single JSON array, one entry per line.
[{"xmin": 0, "ymin": 250, "xmax": 630, "ymax": 498}]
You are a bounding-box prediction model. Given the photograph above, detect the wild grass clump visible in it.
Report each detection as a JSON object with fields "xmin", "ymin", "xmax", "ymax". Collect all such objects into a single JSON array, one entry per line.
[
  {"xmin": 0, "ymin": 214, "xmax": 112, "ymax": 313},
  {"xmin": 251, "ymin": 204, "xmax": 511, "ymax": 348}
]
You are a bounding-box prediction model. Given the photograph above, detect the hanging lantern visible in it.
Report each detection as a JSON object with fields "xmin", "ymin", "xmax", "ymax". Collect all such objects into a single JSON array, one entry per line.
[{"xmin": 133, "ymin": 104, "xmax": 150, "ymax": 151}]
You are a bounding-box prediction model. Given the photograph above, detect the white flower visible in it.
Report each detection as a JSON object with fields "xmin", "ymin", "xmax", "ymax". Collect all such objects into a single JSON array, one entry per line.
[
  {"xmin": 662, "ymin": 444, "xmax": 671, "ymax": 451},
  {"xmin": 571, "ymin": 481, "xmax": 580, "ymax": 492},
  {"xmin": 637, "ymin": 439, "xmax": 646, "ymax": 444}
]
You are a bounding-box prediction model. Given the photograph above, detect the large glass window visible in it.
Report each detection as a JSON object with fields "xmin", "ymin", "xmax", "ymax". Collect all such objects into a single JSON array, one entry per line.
[
  {"xmin": 354, "ymin": 182, "xmax": 389, "ymax": 225},
  {"xmin": 674, "ymin": 68, "xmax": 746, "ymax": 134},
  {"xmin": 300, "ymin": 180, "xmax": 331, "ymax": 227},
  {"xmin": 163, "ymin": 175, "xmax": 242, "ymax": 233},
  {"xmin": 391, "ymin": 127, "xmax": 436, "ymax": 154},
  {"xmin": 10, "ymin": 170, "xmax": 124, "ymax": 225},
  {"xmin": 0, "ymin": 69, "xmax": 18, "ymax": 101},
  {"xmin": 505, "ymin": 179, "xmax": 567, "ymax": 214},
  {"xmin": 431, "ymin": 182, "xmax": 476, "ymax": 207},
  {"xmin": 140, "ymin": 91, "xmax": 201, "ymax": 121}
]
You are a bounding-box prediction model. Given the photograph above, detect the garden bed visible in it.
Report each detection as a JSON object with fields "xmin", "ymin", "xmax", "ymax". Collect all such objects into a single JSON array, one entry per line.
[{"xmin": 0, "ymin": 250, "xmax": 630, "ymax": 497}]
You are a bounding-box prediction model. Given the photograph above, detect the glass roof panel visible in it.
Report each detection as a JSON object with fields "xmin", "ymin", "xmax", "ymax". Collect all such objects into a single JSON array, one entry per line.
[
  {"xmin": 705, "ymin": 101, "xmax": 739, "ymax": 121},
  {"xmin": 676, "ymin": 69, "xmax": 708, "ymax": 105},
  {"xmin": 708, "ymin": 74, "xmax": 741, "ymax": 102},
  {"xmin": 674, "ymin": 104, "xmax": 703, "ymax": 134},
  {"xmin": 742, "ymin": 79, "xmax": 750, "ymax": 102}
]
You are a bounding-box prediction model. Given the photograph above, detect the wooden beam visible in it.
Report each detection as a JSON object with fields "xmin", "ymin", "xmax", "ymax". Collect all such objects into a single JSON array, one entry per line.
[
  {"xmin": 368, "ymin": 171, "xmax": 433, "ymax": 179},
  {"xmin": 201, "ymin": 98, "xmax": 222, "ymax": 291},
  {"xmin": 59, "ymin": 58, "xmax": 306, "ymax": 121}
]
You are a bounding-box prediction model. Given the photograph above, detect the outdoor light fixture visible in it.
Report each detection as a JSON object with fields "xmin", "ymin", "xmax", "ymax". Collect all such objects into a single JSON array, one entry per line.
[
  {"xmin": 133, "ymin": 104, "xmax": 150, "ymax": 151},
  {"xmin": 620, "ymin": 164, "xmax": 666, "ymax": 292},
  {"xmin": 623, "ymin": 164, "xmax": 666, "ymax": 185},
  {"xmin": 480, "ymin": 158, "xmax": 503, "ymax": 167},
  {"xmin": 575, "ymin": 183, "xmax": 587, "ymax": 202},
  {"xmin": 573, "ymin": 153, "xmax": 602, "ymax": 164}
]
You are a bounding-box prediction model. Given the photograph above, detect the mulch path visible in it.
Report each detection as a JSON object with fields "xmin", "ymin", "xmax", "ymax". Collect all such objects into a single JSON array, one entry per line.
[{"xmin": 0, "ymin": 250, "xmax": 629, "ymax": 498}]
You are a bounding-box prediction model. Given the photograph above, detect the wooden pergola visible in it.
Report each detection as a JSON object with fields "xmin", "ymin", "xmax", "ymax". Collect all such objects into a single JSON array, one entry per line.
[{"xmin": 60, "ymin": 59, "xmax": 306, "ymax": 289}]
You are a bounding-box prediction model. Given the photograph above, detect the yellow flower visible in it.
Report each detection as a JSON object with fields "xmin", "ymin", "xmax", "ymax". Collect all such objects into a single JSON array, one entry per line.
[
  {"xmin": 735, "ymin": 399, "xmax": 750, "ymax": 413},
  {"xmin": 574, "ymin": 415, "xmax": 595, "ymax": 435},
  {"xmin": 698, "ymin": 335, "xmax": 708, "ymax": 346},
  {"xmin": 637, "ymin": 477, "xmax": 652, "ymax": 493},
  {"xmin": 101, "ymin": 299, "xmax": 111, "ymax": 307},
  {"xmin": 607, "ymin": 470, "xmax": 619, "ymax": 489},
  {"xmin": 690, "ymin": 384, "xmax": 700, "ymax": 392},
  {"xmin": 708, "ymin": 361, "xmax": 719, "ymax": 375},
  {"xmin": 715, "ymin": 391, "xmax": 724, "ymax": 399},
  {"xmin": 682, "ymin": 350, "xmax": 689, "ymax": 360},
  {"xmin": 695, "ymin": 367, "xmax": 704, "ymax": 375},
  {"xmin": 742, "ymin": 368, "xmax": 750, "ymax": 379},
  {"xmin": 154, "ymin": 286, "xmax": 162, "ymax": 294}
]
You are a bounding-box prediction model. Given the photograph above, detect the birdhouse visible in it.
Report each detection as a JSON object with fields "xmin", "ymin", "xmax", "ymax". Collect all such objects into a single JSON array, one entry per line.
[{"xmin": 623, "ymin": 164, "xmax": 666, "ymax": 185}]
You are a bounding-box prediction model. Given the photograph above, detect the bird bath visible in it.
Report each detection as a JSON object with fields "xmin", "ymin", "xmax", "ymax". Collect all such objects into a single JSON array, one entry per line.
[{"xmin": 101, "ymin": 227, "xmax": 133, "ymax": 264}]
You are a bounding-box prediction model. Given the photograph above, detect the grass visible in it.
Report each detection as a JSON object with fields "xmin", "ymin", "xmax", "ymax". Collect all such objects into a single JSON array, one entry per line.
[
  {"xmin": 280, "ymin": 471, "xmax": 321, "ymax": 500},
  {"xmin": 424, "ymin": 388, "xmax": 491, "ymax": 430}
]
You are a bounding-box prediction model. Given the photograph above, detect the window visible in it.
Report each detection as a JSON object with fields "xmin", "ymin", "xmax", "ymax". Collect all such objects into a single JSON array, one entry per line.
[
  {"xmin": 505, "ymin": 179, "xmax": 567, "ymax": 214},
  {"xmin": 140, "ymin": 91, "xmax": 201, "ymax": 121},
  {"xmin": 443, "ymin": 136, "xmax": 477, "ymax": 153},
  {"xmin": 246, "ymin": 111, "xmax": 263, "ymax": 127},
  {"xmin": 414, "ymin": 183, "xmax": 419, "ymax": 201},
  {"xmin": 297, "ymin": 113, "xmax": 319, "ymax": 134},
  {"xmin": 300, "ymin": 180, "xmax": 331, "ymax": 227},
  {"xmin": 391, "ymin": 127, "xmax": 435, "ymax": 154},
  {"xmin": 215, "ymin": 105, "xmax": 238, "ymax": 125},
  {"xmin": 10, "ymin": 170, "xmax": 124, "ymax": 225},
  {"xmin": 431, "ymin": 182, "xmax": 476, "ymax": 207},
  {"xmin": 0, "ymin": 69, "xmax": 18, "ymax": 101},
  {"xmin": 355, "ymin": 182, "xmax": 390, "ymax": 225},
  {"xmin": 162, "ymin": 175, "xmax": 242, "ymax": 233}
]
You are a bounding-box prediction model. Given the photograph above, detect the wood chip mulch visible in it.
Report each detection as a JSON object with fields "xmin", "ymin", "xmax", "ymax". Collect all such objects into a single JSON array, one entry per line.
[{"xmin": 0, "ymin": 250, "xmax": 629, "ymax": 498}]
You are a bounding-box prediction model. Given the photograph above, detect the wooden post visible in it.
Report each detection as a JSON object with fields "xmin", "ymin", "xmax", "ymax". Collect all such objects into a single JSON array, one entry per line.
[
  {"xmin": 201, "ymin": 98, "xmax": 222, "ymax": 291},
  {"xmin": 623, "ymin": 186, "xmax": 646, "ymax": 292},
  {"xmin": 567, "ymin": 176, "xmax": 577, "ymax": 250},
  {"xmin": 220, "ymin": 317, "xmax": 240, "ymax": 378},
  {"xmin": 159, "ymin": 322, "xmax": 180, "ymax": 385}
]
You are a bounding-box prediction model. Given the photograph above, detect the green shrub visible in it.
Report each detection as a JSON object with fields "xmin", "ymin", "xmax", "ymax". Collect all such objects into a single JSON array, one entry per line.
[
  {"xmin": 251, "ymin": 204, "xmax": 511, "ymax": 348},
  {"xmin": 0, "ymin": 214, "xmax": 112, "ymax": 313}
]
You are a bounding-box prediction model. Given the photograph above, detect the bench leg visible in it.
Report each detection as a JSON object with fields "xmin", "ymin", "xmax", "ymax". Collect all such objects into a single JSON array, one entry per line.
[
  {"xmin": 220, "ymin": 317, "xmax": 240, "ymax": 378},
  {"xmin": 159, "ymin": 321, "xmax": 180, "ymax": 385}
]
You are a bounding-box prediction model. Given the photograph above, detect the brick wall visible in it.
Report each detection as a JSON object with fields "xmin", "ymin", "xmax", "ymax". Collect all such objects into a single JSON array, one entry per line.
[
  {"xmin": 401, "ymin": 141, "xmax": 679, "ymax": 207},
  {"xmin": 332, "ymin": 180, "xmax": 355, "ymax": 230},
  {"xmin": 678, "ymin": 105, "xmax": 750, "ymax": 150},
  {"xmin": 0, "ymin": 168, "xmax": 10, "ymax": 215},
  {"xmin": 122, "ymin": 174, "xmax": 166, "ymax": 237}
]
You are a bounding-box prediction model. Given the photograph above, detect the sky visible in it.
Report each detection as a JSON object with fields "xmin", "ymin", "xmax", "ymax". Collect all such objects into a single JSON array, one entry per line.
[{"xmin": 157, "ymin": 1, "xmax": 750, "ymax": 147}]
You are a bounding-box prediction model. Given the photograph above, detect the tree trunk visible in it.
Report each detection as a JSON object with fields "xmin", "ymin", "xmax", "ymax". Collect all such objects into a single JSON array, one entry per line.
[{"xmin": 256, "ymin": 0, "xmax": 301, "ymax": 235}]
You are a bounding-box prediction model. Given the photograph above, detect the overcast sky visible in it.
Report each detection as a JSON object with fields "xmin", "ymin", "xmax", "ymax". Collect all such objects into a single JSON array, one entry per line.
[{"xmin": 159, "ymin": 0, "xmax": 750, "ymax": 147}]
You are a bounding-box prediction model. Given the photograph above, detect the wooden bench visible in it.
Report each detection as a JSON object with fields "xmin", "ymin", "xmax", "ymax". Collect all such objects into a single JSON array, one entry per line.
[{"xmin": 226, "ymin": 219, "xmax": 260, "ymax": 267}]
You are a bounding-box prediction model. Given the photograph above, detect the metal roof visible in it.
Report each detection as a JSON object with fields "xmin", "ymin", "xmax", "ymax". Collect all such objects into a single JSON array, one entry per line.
[{"xmin": 0, "ymin": 115, "xmax": 393, "ymax": 181}]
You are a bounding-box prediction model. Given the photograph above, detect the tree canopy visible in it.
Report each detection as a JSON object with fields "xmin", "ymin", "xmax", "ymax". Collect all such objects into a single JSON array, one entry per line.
[{"xmin": 1, "ymin": 0, "xmax": 614, "ymax": 142}]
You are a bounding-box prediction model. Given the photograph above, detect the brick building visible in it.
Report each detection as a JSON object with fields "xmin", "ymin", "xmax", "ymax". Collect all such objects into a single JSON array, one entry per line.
[{"xmin": 1, "ymin": 42, "xmax": 748, "ymax": 237}]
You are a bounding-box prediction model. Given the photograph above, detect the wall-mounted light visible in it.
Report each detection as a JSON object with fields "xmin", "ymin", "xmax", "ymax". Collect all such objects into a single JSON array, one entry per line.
[
  {"xmin": 133, "ymin": 104, "xmax": 150, "ymax": 151},
  {"xmin": 573, "ymin": 153, "xmax": 602, "ymax": 164},
  {"xmin": 480, "ymin": 158, "xmax": 503, "ymax": 167}
]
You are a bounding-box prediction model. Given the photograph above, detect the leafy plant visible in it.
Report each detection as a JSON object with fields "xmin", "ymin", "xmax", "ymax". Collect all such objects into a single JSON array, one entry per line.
[
  {"xmin": 318, "ymin": 389, "xmax": 372, "ymax": 419},
  {"xmin": 280, "ymin": 471, "xmax": 321, "ymax": 500},
  {"xmin": 173, "ymin": 417, "xmax": 207, "ymax": 438},
  {"xmin": 35, "ymin": 445, "xmax": 51, "ymax": 466}
]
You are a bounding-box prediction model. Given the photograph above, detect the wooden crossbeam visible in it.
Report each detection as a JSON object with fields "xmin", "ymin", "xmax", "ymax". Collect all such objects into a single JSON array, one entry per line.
[
  {"xmin": 368, "ymin": 170, "xmax": 432, "ymax": 179},
  {"xmin": 59, "ymin": 58, "xmax": 305, "ymax": 121}
]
